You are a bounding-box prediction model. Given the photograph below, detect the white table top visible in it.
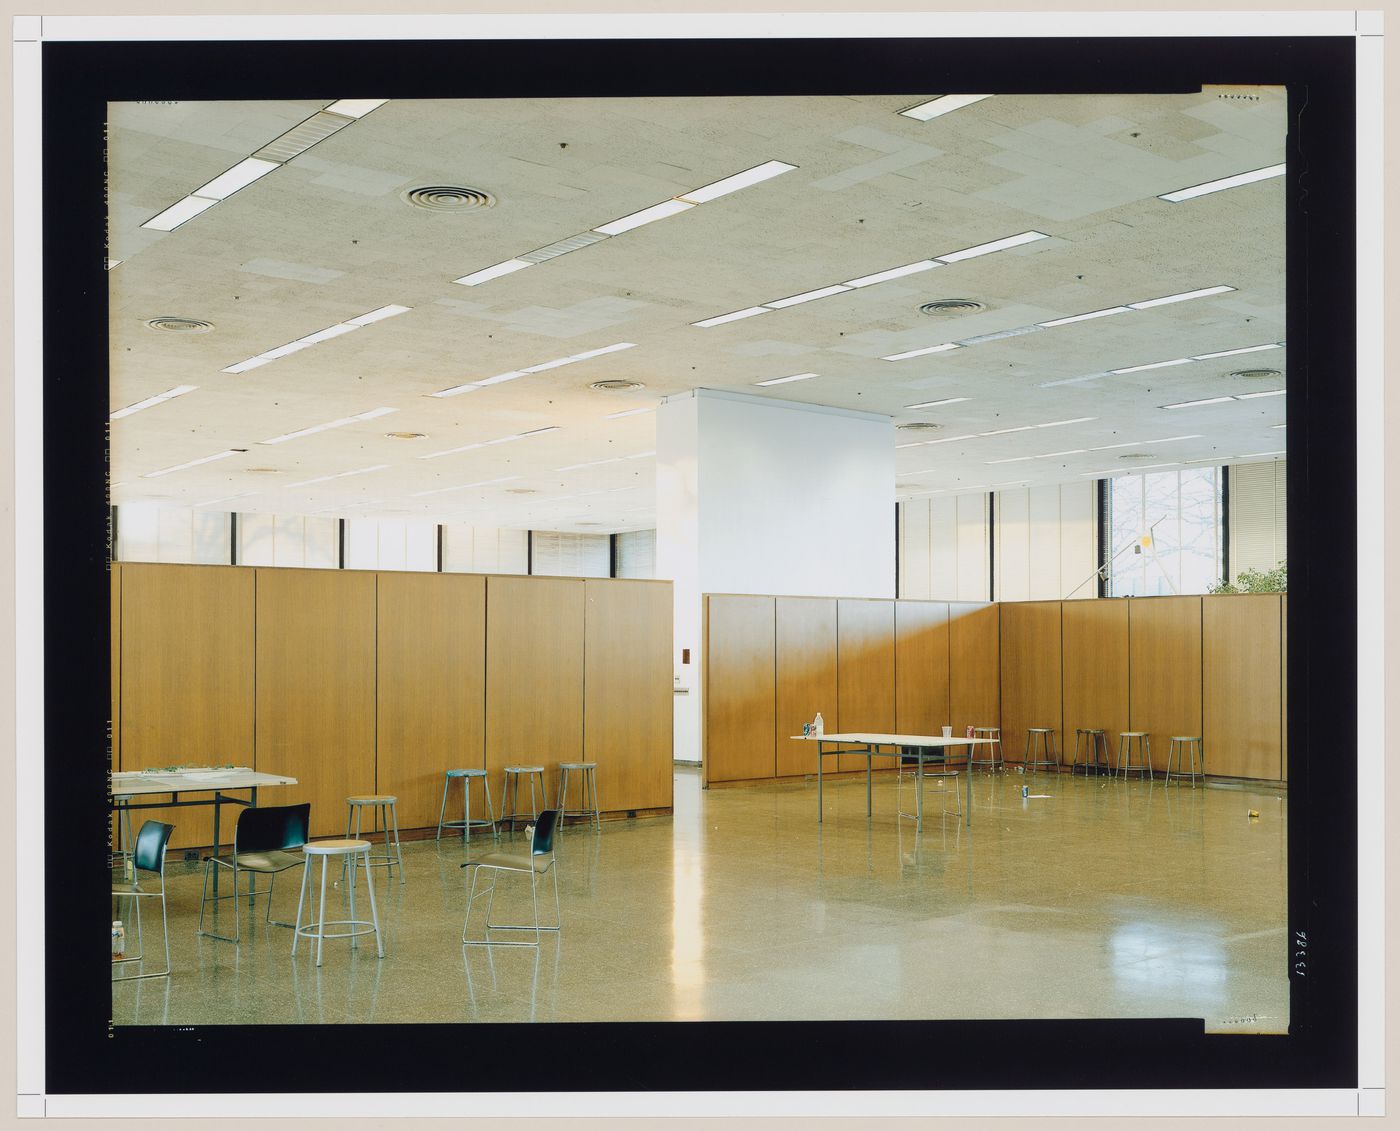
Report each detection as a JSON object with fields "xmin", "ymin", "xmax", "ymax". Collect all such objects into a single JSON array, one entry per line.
[
  {"xmin": 789, "ymin": 733, "xmax": 995, "ymax": 746},
  {"xmin": 111, "ymin": 767, "xmax": 298, "ymax": 797}
]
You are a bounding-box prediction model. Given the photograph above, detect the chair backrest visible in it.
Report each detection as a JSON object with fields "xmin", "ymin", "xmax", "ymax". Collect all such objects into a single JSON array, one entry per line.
[
  {"xmin": 132, "ymin": 821, "xmax": 175, "ymax": 873},
  {"xmin": 234, "ymin": 803, "xmax": 311, "ymax": 854},
  {"xmin": 530, "ymin": 809, "xmax": 559, "ymax": 856}
]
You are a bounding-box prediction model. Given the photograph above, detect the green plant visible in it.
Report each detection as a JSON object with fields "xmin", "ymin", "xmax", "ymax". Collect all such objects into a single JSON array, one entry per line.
[{"xmin": 1210, "ymin": 561, "xmax": 1287, "ymax": 594}]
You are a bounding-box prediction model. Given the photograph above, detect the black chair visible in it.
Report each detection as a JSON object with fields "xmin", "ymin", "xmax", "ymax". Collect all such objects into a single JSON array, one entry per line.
[
  {"xmin": 198, "ymin": 803, "xmax": 310, "ymax": 944},
  {"xmin": 112, "ymin": 820, "xmax": 175, "ymax": 982},
  {"xmin": 461, "ymin": 809, "xmax": 561, "ymax": 947}
]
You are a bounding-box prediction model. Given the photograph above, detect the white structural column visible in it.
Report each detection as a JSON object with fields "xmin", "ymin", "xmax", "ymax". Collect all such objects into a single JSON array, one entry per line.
[{"xmin": 656, "ymin": 388, "xmax": 896, "ymax": 764}]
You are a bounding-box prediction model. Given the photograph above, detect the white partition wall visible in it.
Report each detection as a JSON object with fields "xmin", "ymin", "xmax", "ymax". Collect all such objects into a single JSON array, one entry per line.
[
  {"xmin": 897, "ymin": 491, "xmax": 993, "ymax": 601},
  {"xmin": 990, "ymin": 481, "xmax": 1098, "ymax": 601},
  {"xmin": 116, "ymin": 503, "xmax": 230, "ymax": 564},
  {"xmin": 658, "ymin": 388, "xmax": 895, "ymax": 764}
]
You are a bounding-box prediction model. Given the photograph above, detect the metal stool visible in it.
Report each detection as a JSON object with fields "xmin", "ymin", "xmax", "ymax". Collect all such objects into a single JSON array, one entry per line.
[
  {"xmin": 1071, "ymin": 728, "xmax": 1111, "ymax": 776},
  {"xmin": 897, "ymin": 757, "xmax": 961, "ymax": 821},
  {"xmin": 1117, "ymin": 731, "xmax": 1154, "ymax": 780},
  {"xmin": 293, "ymin": 839, "xmax": 384, "ymax": 968},
  {"xmin": 1165, "ymin": 736, "xmax": 1204, "ymax": 787},
  {"xmin": 1024, "ymin": 727, "xmax": 1060, "ymax": 772},
  {"xmin": 436, "ymin": 768, "xmax": 499, "ymax": 842},
  {"xmin": 344, "ymin": 795, "xmax": 404, "ymax": 884},
  {"xmin": 501, "ymin": 765, "xmax": 547, "ymax": 832},
  {"xmin": 556, "ymin": 761, "xmax": 601, "ymax": 831},
  {"xmin": 969, "ymin": 727, "xmax": 1004, "ymax": 772}
]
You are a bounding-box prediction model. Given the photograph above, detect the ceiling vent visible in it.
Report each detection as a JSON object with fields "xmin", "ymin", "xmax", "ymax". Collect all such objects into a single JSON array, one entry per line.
[
  {"xmin": 384, "ymin": 431, "xmax": 426, "ymax": 440},
  {"xmin": 1118, "ymin": 452, "xmax": 1157, "ymax": 461},
  {"xmin": 144, "ymin": 316, "xmax": 215, "ymax": 334},
  {"xmin": 1230, "ymin": 368, "xmax": 1283, "ymax": 380},
  {"xmin": 506, "ymin": 487, "xmax": 538, "ymax": 495},
  {"xmin": 254, "ymin": 111, "xmax": 354, "ymax": 163},
  {"xmin": 401, "ymin": 185, "xmax": 497, "ymax": 213},
  {"xmin": 920, "ymin": 299, "xmax": 986, "ymax": 316},
  {"xmin": 897, "ymin": 421, "xmax": 943, "ymax": 431},
  {"xmin": 590, "ymin": 380, "xmax": 645, "ymax": 392},
  {"xmin": 521, "ymin": 231, "xmax": 610, "ymax": 263}
]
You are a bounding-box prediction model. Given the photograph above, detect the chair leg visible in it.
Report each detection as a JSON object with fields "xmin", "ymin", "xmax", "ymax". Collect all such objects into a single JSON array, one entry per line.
[{"xmin": 436, "ymin": 777, "xmax": 450, "ymax": 842}]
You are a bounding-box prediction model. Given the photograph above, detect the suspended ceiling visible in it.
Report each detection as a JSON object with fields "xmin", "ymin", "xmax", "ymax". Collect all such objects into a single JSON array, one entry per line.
[{"xmin": 108, "ymin": 91, "xmax": 1286, "ymax": 532}]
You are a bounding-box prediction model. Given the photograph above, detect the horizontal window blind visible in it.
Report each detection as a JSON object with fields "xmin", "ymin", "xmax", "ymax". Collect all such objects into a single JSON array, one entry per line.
[
  {"xmin": 529, "ymin": 530, "xmax": 610, "ymax": 578},
  {"xmin": 614, "ymin": 529, "xmax": 657, "ymax": 579}
]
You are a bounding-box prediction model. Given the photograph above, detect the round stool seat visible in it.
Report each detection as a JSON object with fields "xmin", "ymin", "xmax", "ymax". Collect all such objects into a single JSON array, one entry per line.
[
  {"xmin": 346, "ymin": 794, "xmax": 397, "ymax": 805},
  {"xmin": 1170, "ymin": 735, "xmax": 1201, "ymax": 742},
  {"xmin": 305, "ymin": 839, "xmax": 370, "ymax": 855},
  {"xmin": 1121, "ymin": 731, "xmax": 1148, "ymax": 737},
  {"xmin": 1027, "ymin": 727, "xmax": 1053, "ymax": 734},
  {"xmin": 446, "ymin": 768, "xmax": 487, "ymax": 779},
  {"xmin": 505, "ymin": 765, "xmax": 545, "ymax": 774},
  {"xmin": 559, "ymin": 761, "xmax": 597, "ymax": 770},
  {"xmin": 1078, "ymin": 727, "xmax": 1106, "ymax": 733}
]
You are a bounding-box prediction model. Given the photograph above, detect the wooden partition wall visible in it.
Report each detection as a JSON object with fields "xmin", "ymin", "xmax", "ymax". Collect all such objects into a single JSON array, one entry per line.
[
  {"xmin": 704, "ymin": 594, "xmax": 1000, "ymax": 786},
  {"xmin": 704, "ymin": 591, "xmax": 1285, "ymax": 787},
  {"xmin": 111, "ymin": 563, "xmax": 673, "ymax": 847}
]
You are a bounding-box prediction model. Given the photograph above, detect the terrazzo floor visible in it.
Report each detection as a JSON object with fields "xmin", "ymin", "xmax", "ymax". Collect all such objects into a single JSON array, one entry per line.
[{"xmin": 110, "ymin": 765, "xmax": 1288, "ymax": 1030}]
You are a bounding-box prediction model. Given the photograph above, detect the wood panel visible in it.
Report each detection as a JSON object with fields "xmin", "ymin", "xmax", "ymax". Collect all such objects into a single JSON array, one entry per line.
[
  {"xmin": 1128, "ymin": 596, "xmax": 1203, "ymax": 774},
  {"xmin": 584, "ymin": 579, "xmax": 674, "ymax": 813},
  {"xmin": 1203, "ymin": 594, "xmax": 1283, "ymax": 780},
  {"xmin": 1061, "ymin": 598, "xmax": 1130, "ymax": 770},
  {"xmin": 775, "ymin": 597, "xmax": 838, "ymax": 778},
  {"xmin": 120, "ymin": 563, "xmax": 256, "ymax": 850},
  {"xmin": 376, "ymin": 571, "xmax": 486, "ymax": 833},
  {"xmin": 949, "ymin": 602, "xmax": 1000, "ymax": 738},
  {"xmin": 703, "ymin": 595, "xmax": 775, "ymax": 784},
  {"xmin": 999, "ymin": 601, "xmax": 1063, "ymax": 768},
  {"xmin": 1281, "ymin": 594, "xmax": 1288, "ymax": 782},
  {"xmin": 255, "ymin": 568, "xmax": 377, "ymax": 839},
  {"xmin": 485, "ymin": 575, "xmax": 585, "ymax": 813},
  {"xmin": 894, "ymin": 601, "xmax": 950, "ymax": 739},
  {"xmin": 837, "ymin": 599, "xmax": 896, "ymax": 770}
]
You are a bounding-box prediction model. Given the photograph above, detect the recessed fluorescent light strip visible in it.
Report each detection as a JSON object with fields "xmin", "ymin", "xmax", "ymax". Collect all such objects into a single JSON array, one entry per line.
[
  {"xmin": 412, "ymin": 475, "xmax": 522, "ymax": 498},
  {"xmin": 142, "ymin": 100, "xmax": 388, "ymax": 231},
  {"xmin": 1162, "ymin": 391, "xmax": 1285, "ymax": 410},
  {"xmin": 899, "ymin": 94, "xmax": 993, "ymax": 121},
  {"xmin": 454, "ymin": 161, "xmax": 796, "ymax": 286},
  {"xmin": 430, "ymin": 343, "xmax": 635, "ymax": 397},
  {"xmin": 110, "ymin": 384, "xmax": 198, "ymax": 420},
  {"xmin": 222, "ymin": 305, "xmax": 410, "ymax": 374},
  {"xmin": 905, "ymin": 397, "xmax": 969, "ymax": 409},
  {"xmin": 420, "ymin": 426, "xmax": 560, "ymax": 461},
  {"xmin": 698, "ymin": 231, "xmax": 1047, "ymax": 330},
  {"xmin": 882, "ymin": 284, "xmax": 1235, "ymax": 362},
  {"xmin": 192, "ymin": 490, "xmax": 257, "ymax": 508},
  {"xmin": 260, "ymin": 407, "xmax": 397, "ymax": 445},
  {"xmin": 1159, "ymin": 163, "xmax": 1286, "ymax": 203},
  {"xmin": 604, "ymin": 405, "xmax": 655, "ymax": 420},
  {"xmin": 142, "ymin": 449, "xmax": 245, "ymax": 478},
  {"xmin": 557, "ymin": 457, "xmax": 624, "ymax": 472},
  {"xmin": 754, "ymin": 372, "xmax": 818, "ymax": 387},
  {"xmin": 286, "ymin": 464, "xmax": 392, "ymax": 489}
]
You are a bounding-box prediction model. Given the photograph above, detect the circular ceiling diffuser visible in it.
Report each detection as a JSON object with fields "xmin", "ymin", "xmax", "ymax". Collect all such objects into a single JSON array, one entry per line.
[
  {"xmin": 144, "ymin": 316, "xmax": 215, "ymax": 334},
  {"xmin": 401, "ymin": 185, "xmax": 497, "ymax": 213},
  {"xmin": 919, "ymin": 299, "xmax": 986, "ymax": 316},
  {"xmin": 384, "ymin": 431, "xmax": 426, "ymax": 440},
  {"xmin": 589, "ymin": 380, "xmax": 645, "ymax": 392},
  {"xmin": 1117, "ymin": 452, "xmax": 1157, "ymax": 461},
  {"xmin": 897, "ymin": 421, "xmax": 943, "ymax": 431},
  {"xmin": 1230, "ymin": 368, "xmax": 1283, "ymax": 380}
]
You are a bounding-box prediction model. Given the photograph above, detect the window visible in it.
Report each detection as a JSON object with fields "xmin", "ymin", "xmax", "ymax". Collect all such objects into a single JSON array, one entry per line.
[{"xmin": 1106, "ymin": 467, "xmax": 1223, "ymax": 596}]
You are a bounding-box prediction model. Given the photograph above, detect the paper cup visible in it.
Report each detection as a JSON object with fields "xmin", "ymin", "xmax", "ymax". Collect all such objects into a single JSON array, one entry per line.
[{"xmin": 941, "ymin": 726, "xmax": 953, "ymax": 738}]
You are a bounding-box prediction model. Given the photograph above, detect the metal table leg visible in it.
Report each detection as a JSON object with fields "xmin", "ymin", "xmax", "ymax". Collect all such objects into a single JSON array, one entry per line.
[
  {"xmin": 965, "ymin": 747, "xmax": 972, "ymax": 828},
  {"xmin": 816, "ymin": 741, "xmax": 824, "ymax": 822},
  {"xmin": 865, "ymin": 745, "xmax": 873, "ymax": 820},
  {"xmin": 916, "ymin": 749, "xmax": 924, "ymax": 832},
  {"xmin": 211, "ymin": 792, "xmax": 222, "ymax": 897}
]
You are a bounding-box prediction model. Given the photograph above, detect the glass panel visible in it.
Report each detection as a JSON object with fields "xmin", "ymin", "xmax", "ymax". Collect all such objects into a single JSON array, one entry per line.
[{"xmin": 1107, "ymin": 468, "xmax": 1222, "ymax": 596}]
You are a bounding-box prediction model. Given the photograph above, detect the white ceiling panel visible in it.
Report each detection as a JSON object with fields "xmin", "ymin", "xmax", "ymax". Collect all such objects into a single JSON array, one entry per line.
[{"xmin": 109, "ymin": 91, "xmax": 1286, "ymax": 532}]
